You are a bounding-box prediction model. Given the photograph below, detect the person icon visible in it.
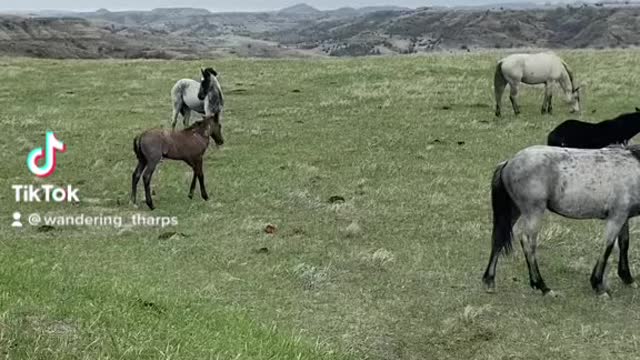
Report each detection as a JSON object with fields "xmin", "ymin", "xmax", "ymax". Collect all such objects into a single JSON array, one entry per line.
[{"xmin": 11, "ymin": 212, "xmax": 22, "ymax": 228}]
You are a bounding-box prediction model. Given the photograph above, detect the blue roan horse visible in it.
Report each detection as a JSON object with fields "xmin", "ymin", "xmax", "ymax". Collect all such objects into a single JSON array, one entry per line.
[
  {"xmin": 171, "ymin": 68, "xmax": 224, "ymax": 129},
  {"xmin": 483, "ymin": 145, "xmax": 640, "ymax": 297}
]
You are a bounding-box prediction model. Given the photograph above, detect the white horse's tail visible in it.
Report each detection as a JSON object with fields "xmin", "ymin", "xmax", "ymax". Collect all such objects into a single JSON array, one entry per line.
[{"xmin": 494, "ymin": 61, "xmax": 507, "ymax": 100}]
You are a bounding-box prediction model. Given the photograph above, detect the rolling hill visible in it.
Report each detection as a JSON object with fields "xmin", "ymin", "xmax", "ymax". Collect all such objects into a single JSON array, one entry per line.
[{"xmin": 1, "ymin": 4, "xmax": 639, "ymax": 58}]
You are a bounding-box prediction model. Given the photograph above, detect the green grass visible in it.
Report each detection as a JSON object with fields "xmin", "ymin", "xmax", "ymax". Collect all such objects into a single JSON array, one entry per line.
[{"xmin": 1, "ymin": 50, "xmax": 640, "ymax": 359}]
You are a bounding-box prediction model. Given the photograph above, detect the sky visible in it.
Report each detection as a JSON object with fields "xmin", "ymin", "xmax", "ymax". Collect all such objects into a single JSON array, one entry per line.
[{"xmin": 0, "ymin": 0, "xmax": 551, "ymax": 12}]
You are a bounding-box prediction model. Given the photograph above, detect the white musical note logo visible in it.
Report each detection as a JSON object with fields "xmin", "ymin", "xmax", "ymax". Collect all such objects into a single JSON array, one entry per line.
[{"xmin": 27, "ymin": 132, "xmax": 66, "ymax": 178}]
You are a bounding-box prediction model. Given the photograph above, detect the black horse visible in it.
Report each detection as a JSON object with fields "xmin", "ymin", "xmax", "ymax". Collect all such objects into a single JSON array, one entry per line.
[{"xmin": 547, "ymin": 108, "xmax": 640, "ymax": 148}]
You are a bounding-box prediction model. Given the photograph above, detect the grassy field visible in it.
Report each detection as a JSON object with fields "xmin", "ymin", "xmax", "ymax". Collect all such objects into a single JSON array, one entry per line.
[{"xmin": 1, "ymin": 50, "xmax": 640, "ymax": 359}]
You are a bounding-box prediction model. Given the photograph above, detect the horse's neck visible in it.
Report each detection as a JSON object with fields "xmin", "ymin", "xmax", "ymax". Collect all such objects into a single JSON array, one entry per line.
[
  {"xmin": 616, "ymin": 115, "xmax": 640, "ymax": 134},
  {"xmin": 204, "ymin": 78, "xmax": 223, "ymax": 112},
  {"xmin": 200, "ymin": 117, "xmax": 216, "ymax": 138},
  {"xmin": 191, "ymin": 128, "xmax": 210, "ymax": 147},
  {"xmin": 558, "ymin": 71, "xmax": 573, "ymax": 95}
]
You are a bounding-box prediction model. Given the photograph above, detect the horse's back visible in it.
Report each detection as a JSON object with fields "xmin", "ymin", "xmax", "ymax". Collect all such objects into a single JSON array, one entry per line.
[
  {"xmin": 504, "ymin": 146, "xmax": 640, "ymax": 218},
  {"xmin": 500, "ymin": 52, "xmax": 565, "ymax": 84},
  {"xmin": 547, "ymin": 119, "xmax": 600, "ymax": 147},
  {"xmin": 172, "ymin": 78, "xmax": 204, "ymax": 113}
]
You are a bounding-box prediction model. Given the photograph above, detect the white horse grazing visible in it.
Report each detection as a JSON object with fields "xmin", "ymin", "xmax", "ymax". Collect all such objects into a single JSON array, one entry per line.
[
  {"xmin": 494, "ymin": 52, "xmax": 581, "ymax": 117},
  {"xmin": 171, "ymin": 68, "xmax": 224, "ymax": 129}
]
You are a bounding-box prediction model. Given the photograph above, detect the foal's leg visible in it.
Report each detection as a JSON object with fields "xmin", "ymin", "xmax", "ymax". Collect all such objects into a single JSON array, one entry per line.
[
  {"xmin": 195, "ymin": 158, "xmax": 209, "ymax": 201},
  {"xmin": 509, "ymin": 82, "xmax": 520, "ymax": 115},
  {"xmin": 186, "ymin": 159, "xmax": 199, "ymax": 199},
  {"xmin": 617, "ymin": 220, "xmax": 635, "ymax": 286},
  {"xmin": 591, "ymin": 215, "xmax": 628, "ymax": 296},
  {"xmin": 188, "ymin": 169, "xmax": 198, "ymax": 199},
  {"xmin": 142, "ymin": 161, "xmax": 159, "ymax": 210},
  {"xmin": 131, "ymin": 160, "xmax": 146, "ymax": 204},
  {"xmin": 518, "ymin": 209, "xmax": 552, "ymax": 295}
]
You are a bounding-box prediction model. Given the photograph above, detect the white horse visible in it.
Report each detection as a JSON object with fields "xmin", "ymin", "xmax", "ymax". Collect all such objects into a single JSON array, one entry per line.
[
  {"xmin": 171, "ymin": 68, "xmax": 224, "ymax": 129},
  {"xmin": 494, "ymin": 52, "xmax": 581, "ymax": 117}
]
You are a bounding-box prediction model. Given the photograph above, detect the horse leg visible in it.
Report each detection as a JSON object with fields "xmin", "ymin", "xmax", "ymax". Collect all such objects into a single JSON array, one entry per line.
[
  {"xmin": 186, "ymin": 158, "xmax": 198, "ymax": 199},
  {"xmin": 617, "ymin": 220, "xmax": 635, "ymax": 286},
  {"xmin": 171, "ymin": 98, "xmax": 183, "ymax": 130},
  {"xmin": 142, "ymin": 161, "xmax": 158, "ymax": 210},
  {"xmin": 495, "ymin": 83, "xmax": 505, "ymax": 117},
  {"xmin": 182, "ymin": 107, "xmax": 191, "ymax": 128},
  {"xmin": 591, "ymin": 215, "xmax": 628, "ymax": 296},
  {"xmin": 541, "ymin": 82, "xmax": 550, "ymax": 114},
  {"xmin": 195, "ymin": 158, "xmax": 209, "ymax": 201},
  {"xmin": 130, "ymin": 160, "xmax": 146, "ymax": 204},
  {"xmin": 518, "ymin": 209, "xmax": 552, "ymax": 295},
  {"xmin": 188, "ymin": 169, "xmax": 197, "ymax": 199},
  {"xmin": 509, "ymin": 83, "xmax": 520, "ymax": 115},
  {"xmin": 544, "ymin": 82, "xmax": 554, "ymax": 114}
]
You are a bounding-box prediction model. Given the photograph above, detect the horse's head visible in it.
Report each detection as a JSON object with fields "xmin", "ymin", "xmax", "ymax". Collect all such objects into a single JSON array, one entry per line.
[
  {"xmin": 198, "ymin": 67, "xmax": 218, "ymax": 101},
  {"xmin": 569, "ymin": 86, "xmax": 581, "ymax": 113},
  {"xmin": 203, "ymin": 114, "xmax": 224, "ymax": 147}
]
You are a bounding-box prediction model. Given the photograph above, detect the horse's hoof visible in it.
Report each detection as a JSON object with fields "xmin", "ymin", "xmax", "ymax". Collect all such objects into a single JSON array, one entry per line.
[{"xmin": 483, "ymin": 281, "xmax": 495, "ymax": 293}]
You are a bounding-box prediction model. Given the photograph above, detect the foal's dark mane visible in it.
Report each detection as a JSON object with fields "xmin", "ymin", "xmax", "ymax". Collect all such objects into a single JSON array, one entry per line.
[
  {"xmin": 183, "ymin": 114, "xmax": 218, "ymax": 136},
  {"xmin": 184, "ymin": 119, "xmax": 207, "ymax": 133}
]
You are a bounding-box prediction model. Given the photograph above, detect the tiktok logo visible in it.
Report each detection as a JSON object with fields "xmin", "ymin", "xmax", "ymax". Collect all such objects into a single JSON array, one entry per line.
[{"xmin": 26, "ymin": 132, "xmax": 66, "ymax": 178}]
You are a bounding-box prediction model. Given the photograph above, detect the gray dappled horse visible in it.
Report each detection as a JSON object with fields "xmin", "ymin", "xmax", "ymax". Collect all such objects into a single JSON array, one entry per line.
[
  {"xmin": 171, "ymin": 68, "xmax": 224, "ymax": 129},
  {"xmin": 482, "ymin": 145, "xmax": 640, "ymax": 297},
  {"xmin": 494, "ymin": 53, "xmax": 581, "ymax": 117}
]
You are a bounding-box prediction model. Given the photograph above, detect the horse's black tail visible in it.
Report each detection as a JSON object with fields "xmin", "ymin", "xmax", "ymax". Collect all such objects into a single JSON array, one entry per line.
[{"xmin": 491, "ymin": 161, "xmax": 515, "ymax": 255}]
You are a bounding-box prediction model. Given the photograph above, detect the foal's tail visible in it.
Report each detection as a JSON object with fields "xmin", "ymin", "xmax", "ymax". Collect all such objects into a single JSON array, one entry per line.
[
  {"xmin": 491, "ymin": 161, "xmax": 515, "ymax": 255},
  {"xmin": 133, "ymin": 135, "xmax": 144, "ymax": 162}
]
